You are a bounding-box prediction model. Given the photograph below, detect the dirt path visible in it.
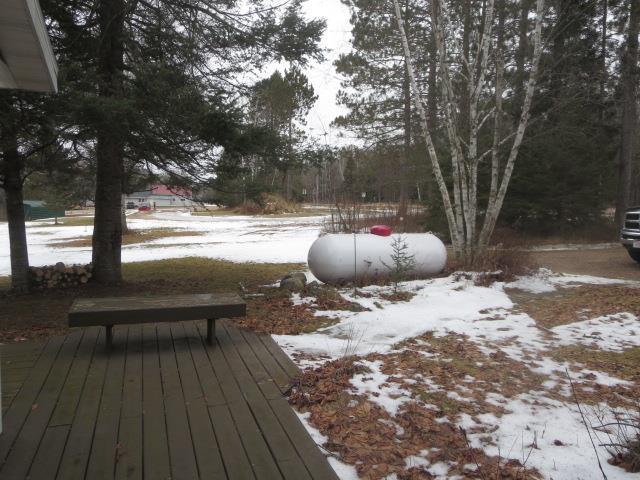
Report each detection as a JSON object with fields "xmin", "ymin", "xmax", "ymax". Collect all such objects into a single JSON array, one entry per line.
[{"xmin": 532, "ymin": 246, "xmax": 640, "ymax": 280}]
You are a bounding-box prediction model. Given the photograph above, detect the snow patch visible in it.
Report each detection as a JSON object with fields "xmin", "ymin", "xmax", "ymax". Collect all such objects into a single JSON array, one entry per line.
[
  {"xmin": 350, "ymin": 360, "xmax": 411, "ymax": 416},
  {"xmin": 1, "ymin": 211, "xmax": 327, "ymax": 275},
  {"xmin": 551, "ymin": 313, "xmax": 640, "ymax": 352},
  {"xmin": 506, "ymin": 268, "xmax": 636, "ymax": 293}
]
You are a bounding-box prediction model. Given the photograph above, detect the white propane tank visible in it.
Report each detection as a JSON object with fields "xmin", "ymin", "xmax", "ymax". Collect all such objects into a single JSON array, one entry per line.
[{"xmin": 307, "ymin": 233, "xmax": 447, "ymax": 284}]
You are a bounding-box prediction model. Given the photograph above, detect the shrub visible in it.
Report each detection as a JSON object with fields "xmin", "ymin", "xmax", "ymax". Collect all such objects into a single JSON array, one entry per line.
[
  {"xmin": 323, "ymin": 199, "xmax": 427, "ymax": 234},
  {"xmin": 235, "ymin": 193, "xmax": 301, "ymax": 215},
  {"xmin": 594, "ymin": 405, "xmax": 640, "ymax": 473},
  {"xmin": 446, "ymin": 229, "xmax": 537, "ymax": 282}
]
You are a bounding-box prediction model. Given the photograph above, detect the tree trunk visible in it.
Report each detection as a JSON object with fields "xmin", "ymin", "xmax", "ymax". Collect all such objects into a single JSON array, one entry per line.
[
  {"xmin": 286, "ymin": 119, "xmax": 294, "ymax": 200},
  {"xmin": 478, "ymin": 0, "xmax": 545, "ymax": 248},
  {"xmin": 399, "ymin": 59, "xmax": 411, "ymax": 217},
  {"xmin": 392, "ymin": 0, "xmax": 463, "ymax": 253},
  {"xmin": 427, "ymin": 28, "xmax": 438, "ymax": 129},
  {"xmin": 514, "ymin": 0, "xmax": 531, "ymax": 119},
  {"xmin": 461, "ymin": 0, "xmax": 471, "ymax": 139},
  {"xmin": 3, "ymin": 143, "xmax": 30, "ymax": 292},
  {"xmin": 615, "ymin": 0, "xmax": 640, "ymax": 227},
  {"xmin": 600, "ymin": 0, "xmax": 608, "ymax": 120},
  {"xmin": 92, "ymin": 0, "xmax": 125, "ymax": 284},
  {"xmin": 121, "ymin": 193, "xmax": 128, "ymax": 234},
  {"xmin": 394, "ymin": 0, "xmax": 545, "ymax": 259},
  {"xmin": 488, "ymin": 0, "xmax": 506, "ymax": 214}
]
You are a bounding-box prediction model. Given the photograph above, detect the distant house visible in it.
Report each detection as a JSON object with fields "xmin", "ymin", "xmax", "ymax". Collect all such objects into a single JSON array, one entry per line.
[{"xmin": 126, "ymin": 184, "xmax": 195, "ymax": 208}]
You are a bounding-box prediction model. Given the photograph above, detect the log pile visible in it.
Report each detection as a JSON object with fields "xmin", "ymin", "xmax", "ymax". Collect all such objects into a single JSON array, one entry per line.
[{"xmin": 29, "ymin": 263, "xmax": 93, "ymax": 289}]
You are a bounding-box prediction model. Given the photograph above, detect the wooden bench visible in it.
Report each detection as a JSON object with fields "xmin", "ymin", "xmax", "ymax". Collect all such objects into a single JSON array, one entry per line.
[{"xmin": 68, "ymin": 293, "xmax": 246, "ymax": 348}]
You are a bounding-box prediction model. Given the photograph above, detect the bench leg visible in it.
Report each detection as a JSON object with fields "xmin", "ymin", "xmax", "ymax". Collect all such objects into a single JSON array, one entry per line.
[
  {"xmin": 105, "ymin": 325, "xmax": 113, "ymax": 350},
  {"xmin": 207, "ymin": 319, "xmax": 215, "ymax": 345}
]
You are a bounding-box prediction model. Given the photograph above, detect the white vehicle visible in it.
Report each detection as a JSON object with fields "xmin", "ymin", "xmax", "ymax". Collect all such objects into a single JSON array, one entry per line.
[{"xmin": 620, "ymin": 206, "xmax": 640, "ymax": 263}]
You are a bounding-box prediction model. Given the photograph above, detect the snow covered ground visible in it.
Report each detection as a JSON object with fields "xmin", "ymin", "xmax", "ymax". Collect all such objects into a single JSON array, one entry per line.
[
  {"xmin": 275, "ymin": 271, "xmax": 640, "ymax": 480},
  {"xmin": 0, "ymin": 210, "xmax": 326, "ymax": 275},
  {"xmin": 3, "ymin": 211, "xmax": 639, "ymax": 479}
]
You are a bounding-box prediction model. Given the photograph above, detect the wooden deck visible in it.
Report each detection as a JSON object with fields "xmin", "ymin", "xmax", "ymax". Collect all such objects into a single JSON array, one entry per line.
[{"xmin": 0, "ymin": 320, "xmax": 338, "ymax": 480}]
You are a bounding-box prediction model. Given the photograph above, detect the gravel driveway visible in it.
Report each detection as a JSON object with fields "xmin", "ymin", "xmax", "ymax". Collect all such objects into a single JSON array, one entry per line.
[{"xmin": 532, "ymin": 245, "xmax": 640, "ymax": 280}]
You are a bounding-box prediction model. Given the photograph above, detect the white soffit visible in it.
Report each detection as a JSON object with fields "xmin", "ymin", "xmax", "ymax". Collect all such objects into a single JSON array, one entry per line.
[{"xmin": 0, "ymin": 0, "xmax": 58, "ymax": 92}]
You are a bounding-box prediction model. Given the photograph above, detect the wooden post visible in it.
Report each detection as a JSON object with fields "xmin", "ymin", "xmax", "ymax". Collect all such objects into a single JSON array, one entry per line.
[{"xmin": 207, "ymin": 319, "xmax": 215, "ymax": 345}]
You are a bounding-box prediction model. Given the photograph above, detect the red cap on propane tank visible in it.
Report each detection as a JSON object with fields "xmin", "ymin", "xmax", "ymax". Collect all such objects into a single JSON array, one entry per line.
[{"xmin": 370, "ymin": 225, "xmax": 393, "ymax": 236}]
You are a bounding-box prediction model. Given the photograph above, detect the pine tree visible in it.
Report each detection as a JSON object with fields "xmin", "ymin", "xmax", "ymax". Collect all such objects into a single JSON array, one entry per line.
[
  {"xmin": 0, "ymin": 90, "xmax": 66, "ymax": 291},
  {"xmin": 503, "ymin": 0, "xmax": 619, "ymax": 232},
  {"xmin": 334, "ymin": 0, "xmax": 437, "ymax": 212},
  {"xmin": 41, "ymin": 0, "xmax": 325, "ymax": 284},
  {"xmin": 248, "ymin": 67, "xmax": 318, "ymax": 199},
  {"xmin": 382, "ymin": 235, "xmax": 416, "ymax": 292}
]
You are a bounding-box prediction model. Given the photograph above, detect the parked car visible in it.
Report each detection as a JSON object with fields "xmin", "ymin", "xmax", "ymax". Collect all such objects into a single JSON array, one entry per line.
[
  {"xmin": 620, "ymin": 206, "xmax": 640, "ymax": 263},
  {"xmin": 138, "ymin": 203, "xmax": 151, "ymax": 212},
  {"xmin": 126, "ymin": 201, "xmax": 136, "ymax": 209}
]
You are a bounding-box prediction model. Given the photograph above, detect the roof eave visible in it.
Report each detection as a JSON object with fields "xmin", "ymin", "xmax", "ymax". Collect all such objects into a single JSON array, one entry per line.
[{"xmin": 0, "ymin": 0, "xmax": 58, "ymax": 93}]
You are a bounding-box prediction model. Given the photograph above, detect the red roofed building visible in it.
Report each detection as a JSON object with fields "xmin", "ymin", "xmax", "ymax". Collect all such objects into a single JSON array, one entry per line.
[{"xmin": 126, "ymin": 183, "xmax": 195, "ymax": 208}]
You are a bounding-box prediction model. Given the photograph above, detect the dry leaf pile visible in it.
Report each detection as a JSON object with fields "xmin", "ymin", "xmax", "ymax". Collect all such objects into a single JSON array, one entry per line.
[
  {"xmin": 288, "ymin": 341, "xmax": 543, "ymax": 479},
  {"xmin": 236, "ymin": 286, "xmax": 367, "ymax": 335},
  {"xmin": 236, "ymin": 296, "xmax": 336, "ymax": 334}
]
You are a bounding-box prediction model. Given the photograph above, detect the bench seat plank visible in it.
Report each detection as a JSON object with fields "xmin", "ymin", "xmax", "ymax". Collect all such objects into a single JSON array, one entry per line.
[{"xmin": 68, "ymin": 293, "xmax": 246, "ymax": 327}]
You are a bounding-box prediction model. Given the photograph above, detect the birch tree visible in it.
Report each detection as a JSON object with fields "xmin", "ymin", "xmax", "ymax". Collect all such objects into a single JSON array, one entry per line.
[{"xmin": 393, "ymin": 0, "xmax": 545, "ymax": 261}]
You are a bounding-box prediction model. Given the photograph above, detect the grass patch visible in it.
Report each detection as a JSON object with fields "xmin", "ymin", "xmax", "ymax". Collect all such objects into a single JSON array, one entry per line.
[
  {"xmin": 552, "ymin": 345, "xmax": 640, "ymax": 382},
  {"xmin": 191, "ymin": 208, "xmax": 327, "ymax": 218},
  {"xmin": 191, "ymin": 209, "xmax": 240, "ymax": 217},
  {"xmin": 550, "ymin": 344, "xmax": 640, "ymax": 407},
  {"xmin": 49, "ymin": 228, "xmax": 204, "ymax": 248},
  {"xmin": 0, "ymin": 257, "xmax": 301, "ymax": 343},
  {"xmin": 29, "ymin": 216, "xmax": 94, "ymax": 228},
  {"xmin": 510, "ymin": 285, "xmax": 640, "ymax": 328},
  {"xmin": 120, "ymin": 257, "xmax": 297, "ymax": 288}
]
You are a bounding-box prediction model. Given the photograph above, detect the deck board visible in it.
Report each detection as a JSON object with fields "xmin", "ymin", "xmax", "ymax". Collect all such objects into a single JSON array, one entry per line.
[
  {"xmin": 169, "ymin": 323, "xmax": 225, "ymax": 479},
  {"xmin": 55, "ymin": 329, "xmax": 110, "ymax": 480},
  {"xmin": 140, "ymin": 325, "xmax": 171, "ymax": 480},
  {"xmin": 198, "ymin": 322, "xmax": 284, "ymax": 480},
  {"xmin": 115, "ymin": 325, "xmax": 143, "ymax": 480},
  {"xmin": 0, "ymin": 331, "xmax": 83, "ymax": 480},
  {"xmin": 156, "ymin": 323, "xmax": 200, "ymax": 480},
  {"xmin": 0, "ymin": 336, "xmax": 65, "ymax": 466},
  {"xmin": 217, "ymin": 323, "xmax": 310, "ymax": 479},
  {"xmin": 0, "ymin": 320, "xmax": 338, "ymax": 480},
  {"xmin": 85, "ymin": 328, "xmax": 127, "ymax": 480}
]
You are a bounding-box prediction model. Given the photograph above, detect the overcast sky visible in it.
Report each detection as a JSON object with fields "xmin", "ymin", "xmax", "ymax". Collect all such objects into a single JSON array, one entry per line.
[
  {"xmin": 253, "ymin": 0, "xmax": 353, "ymax": 146},
  {"xmin": 301, "ymin": 0, "xmax": 353, "ymax": 145}
]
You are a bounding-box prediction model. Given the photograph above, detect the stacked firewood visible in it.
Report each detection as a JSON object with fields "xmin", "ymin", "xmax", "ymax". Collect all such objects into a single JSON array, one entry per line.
[{"xmin": 29, "ymin": 263, "xmax": 93, "ymax": 289}]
